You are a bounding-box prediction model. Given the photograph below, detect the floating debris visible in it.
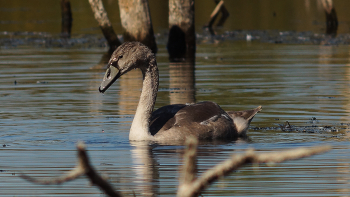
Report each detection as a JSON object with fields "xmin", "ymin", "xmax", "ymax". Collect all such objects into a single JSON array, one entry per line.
[
  {"xmin": 1, "ymin": 30, "xmax": 350, "ymax": 49},
  {"xmin": 253, "ymin": 121, "xmax": 344, "ymax": 134},
  {"xmin": 36, "ymin": 81, "xmax": 48, "ymax": 84},
  {"xmin": 308, "ymin": 117, "xmax": 319, "ymax": 124}
]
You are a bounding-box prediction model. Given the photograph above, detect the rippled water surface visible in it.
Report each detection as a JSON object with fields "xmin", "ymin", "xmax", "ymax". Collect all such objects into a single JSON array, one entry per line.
[{"xmin": 1, "ymin": 42, "xmax": 350, "ymax": 196}]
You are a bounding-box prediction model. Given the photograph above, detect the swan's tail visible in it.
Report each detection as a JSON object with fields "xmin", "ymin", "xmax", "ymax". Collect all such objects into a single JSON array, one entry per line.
[{"xmin": 227, "ymin": 106, "xmax": 262, "ymax": 135}]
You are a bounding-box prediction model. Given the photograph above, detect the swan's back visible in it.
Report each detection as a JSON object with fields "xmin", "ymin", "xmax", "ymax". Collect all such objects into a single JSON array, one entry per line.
[{"xmin": 150, "ymin": 101, "xmax": 238, "ymax": 141}]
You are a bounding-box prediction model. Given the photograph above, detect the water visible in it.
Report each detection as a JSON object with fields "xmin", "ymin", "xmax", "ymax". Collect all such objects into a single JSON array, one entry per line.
[
  {"xmin": 2, "ymin": 0, "xmax": 350, "ymax": 195},
  {"xmin": 1, "ymin": 42, "xmax": 350, "ymax": 196}
]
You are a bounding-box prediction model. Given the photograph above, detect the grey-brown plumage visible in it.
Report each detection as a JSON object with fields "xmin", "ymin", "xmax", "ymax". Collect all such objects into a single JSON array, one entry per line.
[{"xmin": 99, "ymin": 42, "xmax": 261, "ymax": 142}]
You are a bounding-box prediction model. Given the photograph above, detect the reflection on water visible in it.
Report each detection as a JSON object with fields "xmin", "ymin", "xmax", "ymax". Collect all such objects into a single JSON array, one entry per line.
[
  {"xmin": 1, "ymin": 43, "xmax": 350, "ymax": 196},
  {"xmin": 130, "ymin": 141, "xmax": 159, "ymax": 197},
  {"xmin": 2, "ymin": 0, "xmax": 350, "ymax": 35},
  {"xmin": 169, "ymin": 60, "xmax": 196, "ymax": 105}
]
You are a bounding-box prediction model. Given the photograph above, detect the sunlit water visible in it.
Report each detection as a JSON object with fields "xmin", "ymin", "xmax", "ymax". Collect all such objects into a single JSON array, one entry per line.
[{"xmin": 1, "ymin": 42, "xmax": 350, "ymax": 196}]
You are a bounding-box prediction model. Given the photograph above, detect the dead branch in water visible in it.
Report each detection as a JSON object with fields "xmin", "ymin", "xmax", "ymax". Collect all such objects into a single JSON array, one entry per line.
[
  {"xmin": 21, "ymin": 140, "xmax": 330, "ymax": 197},
  {"xmin": 60, "ymin": 0, "xmax": 72, "ymax": 38},
  {"xmin": 20, "ymin": 142, "xmax": 122, "ymax": 197},
  {"xmin": 177, "ymin": 138, "xmax": 331, "ymax": 197},
  {"xmin": 205, "ymin": 0, "xmax": 229, "ymax": 36},
  {"xmin": 320, "ymin": 0, "xmax": 338, "ymax": 36}
]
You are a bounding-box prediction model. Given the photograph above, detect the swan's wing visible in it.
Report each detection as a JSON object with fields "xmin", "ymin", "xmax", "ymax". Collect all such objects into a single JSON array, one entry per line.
[
  {"xmin": 151, "ymin": 101, "xmax": 237, "ymax": 140},
  {"xmin": 150, "ymin": 104, "xmax": 186, "ymax": 135}
]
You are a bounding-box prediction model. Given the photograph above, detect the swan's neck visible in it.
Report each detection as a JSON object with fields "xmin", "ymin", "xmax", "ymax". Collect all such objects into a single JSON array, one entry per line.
[{"xmin": 129, "ymin": 60, "xmax": 159, "ymax": 140}]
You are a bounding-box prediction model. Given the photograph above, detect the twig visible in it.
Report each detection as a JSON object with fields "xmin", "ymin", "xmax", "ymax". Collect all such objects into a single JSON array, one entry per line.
[
  {"xmin": 177, "ymin": 138, "xmax": 331, "ymax": 197},
  {"xmin": 215, "ymin": 0, "xmax": 229, "ymax": 27},
  {"xmin": 20, "ymin": 166, "xmax": 84, "ymax": 185},
  {"xmin": 286, "ymin": 121, "xmax": 292, "ymax": 132},
  {"xmin": 20, "ymin": 142, "xmax": 123, "ymax": 197},
  {"xmin": 207, "ymin": 0, "xmax": 224, "ymax": 27}
]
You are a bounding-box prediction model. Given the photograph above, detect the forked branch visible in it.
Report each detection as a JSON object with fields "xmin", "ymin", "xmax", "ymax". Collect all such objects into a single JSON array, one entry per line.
[
  {"xmin": 177, "ymin": 138, "xmax": 331, "ymax": 197},
  {"xmin": 20, "ymin": 140, "xmax": 330, "ymax": 197},
  {"xmin": 20, "ymin": 142, "xmax": 122, "ymax": 197}
]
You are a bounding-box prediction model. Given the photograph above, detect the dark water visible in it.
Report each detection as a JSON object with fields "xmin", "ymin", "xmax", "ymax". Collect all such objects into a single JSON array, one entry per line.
[{"xmin": 1, "ymin": 42, "xmax": 350, "ymax": 196}]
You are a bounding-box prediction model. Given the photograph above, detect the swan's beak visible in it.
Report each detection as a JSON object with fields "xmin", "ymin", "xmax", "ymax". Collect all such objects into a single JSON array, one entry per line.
[{"xmin": 99, "ymin": 66, "xmax": 121, "ymax": 93}]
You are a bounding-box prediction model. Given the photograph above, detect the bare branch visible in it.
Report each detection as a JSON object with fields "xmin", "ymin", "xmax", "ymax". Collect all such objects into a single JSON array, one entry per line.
[
  {"xmin": 20, "ymin": 140, "xmax": 330, "ymax": 197},
  {"xmin": 178, "ymin": 139, "xmax": 331, "ymax": 197},
  {"xmin": 207, "ymin": 0, "xmax": 224, "ymax": 28},
  {"xmin": 20, "ymin": 166, "xmax": 84, "ymax": 185},
  {"xmin": 20, "ymin": 142, "xmax": 123, "ymax": 197},
  {"xmin": 204, "ymin": 0, "xmax": 229, "ymax": 36}
]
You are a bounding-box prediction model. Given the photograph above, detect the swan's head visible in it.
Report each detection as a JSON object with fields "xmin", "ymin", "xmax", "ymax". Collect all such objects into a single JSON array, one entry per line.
[{"xmin": 99, "ymin": 42, "xmax": 154, "ymax": 93}]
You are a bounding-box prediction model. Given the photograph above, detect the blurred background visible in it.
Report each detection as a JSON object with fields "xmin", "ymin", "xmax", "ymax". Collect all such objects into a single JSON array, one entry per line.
[{"xmin": 1, "ymin": 0, "xmax": 350, "ymax": 39}]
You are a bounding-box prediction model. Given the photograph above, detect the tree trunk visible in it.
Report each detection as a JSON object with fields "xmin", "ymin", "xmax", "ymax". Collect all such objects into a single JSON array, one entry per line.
[
  {"xmin": 60, "ymin": 0, "xmax": 72, "ymax": 38},
  {"xmin": 168, "ymin": 0, "xmax": 195, "ymax": 61},
  {"xmin": 88, "ymin": 0, "xmax": 122, "ymax": 53},
  {"xmin": 320, "ymin": 0, "xmax": 338, "ymax": 37},
  {"xmin": 118, "ymin": 0, "xmax": 157, "ymax": 53}
]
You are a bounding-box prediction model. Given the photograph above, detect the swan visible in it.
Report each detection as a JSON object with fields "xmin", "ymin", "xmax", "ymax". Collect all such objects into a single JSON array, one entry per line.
[{"xmin": 99, "ymin": 42, "xmax": 261, "ymax": 141}]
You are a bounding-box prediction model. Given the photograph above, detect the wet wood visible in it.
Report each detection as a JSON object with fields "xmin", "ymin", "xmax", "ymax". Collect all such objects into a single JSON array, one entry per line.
[
  {"xmin": 20, "ymin": 142, "xmax": 123, "ymax": 197},
  {"xmin": 207, "ymin": 0, "xmax": 224, "ymax": 27},
  {"xmin": 320, "ymin": 0, "xmax": 338, "ymax": 36},
  {"xmin": 205, "ymin": 0, "xmax": 229, "ymax": 36},
  {"xmin": 60, "ymin": 0, "xmax": 72, "ymax": 38},
  {"xmin": 88, "ymin": 0, "xmax": 121, "ymax": 53},
  {"xmin": 20, "ymin": 141, "xmax": 330, "ymax": 197},
  {"xmin": 168, "ymin": 0, "xmax": 195, "ymax": 61},
  {"xmin": 118, "ymin": 0, "xmax": 157, "ymax": 53},
  {"xmin": 177, "ymin": 137, "xmax": 331, "ymax": 197},
  {"xmin": 215, "ymin": 0, "xmax": 229, "ymax": 27}
]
